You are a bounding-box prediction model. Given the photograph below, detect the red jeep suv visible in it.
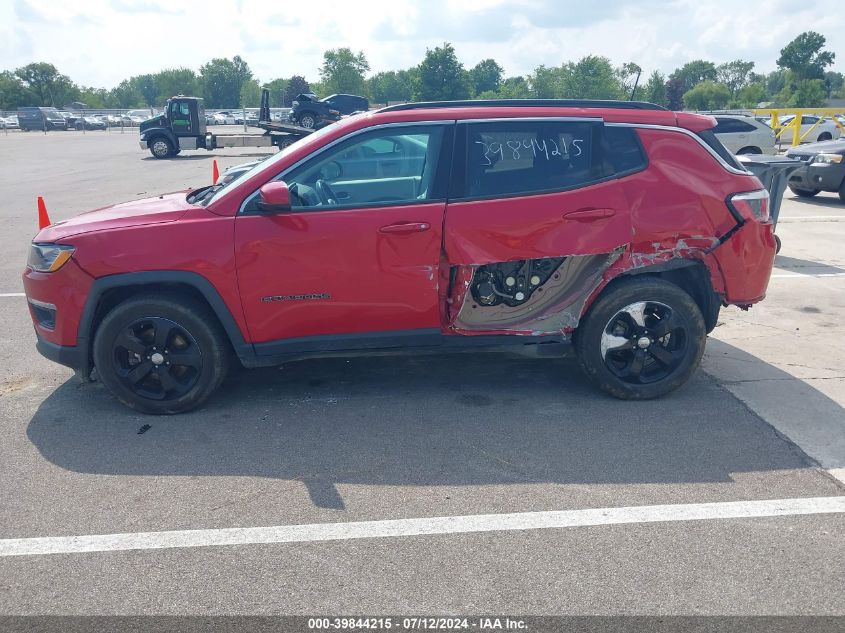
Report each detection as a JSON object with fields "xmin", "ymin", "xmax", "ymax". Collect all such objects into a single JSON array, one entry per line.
[{"xmin": 24, "ymin": 100, "xmax": 776, "ymax": 414}]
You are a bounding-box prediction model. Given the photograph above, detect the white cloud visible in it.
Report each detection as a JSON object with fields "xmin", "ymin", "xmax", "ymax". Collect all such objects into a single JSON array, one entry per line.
[{"xmin": 2, "ymin": 0, "xmax": 843, "ymax": 88}]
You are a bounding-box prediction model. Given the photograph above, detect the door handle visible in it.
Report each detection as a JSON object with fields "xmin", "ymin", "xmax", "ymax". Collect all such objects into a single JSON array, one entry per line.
[
  {"xmin": 379, "ymin": 222, "xmax": 431, "ymax": 234},
  {"xmin": 563, "ymin": 208, "xmax": 616, "ymax": 221}
]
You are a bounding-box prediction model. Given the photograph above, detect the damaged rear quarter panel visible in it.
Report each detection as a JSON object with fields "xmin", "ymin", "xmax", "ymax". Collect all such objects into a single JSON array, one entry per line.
[{"xmin": 443, "ymin": 126, "xmax": 765, "ymax": 335}]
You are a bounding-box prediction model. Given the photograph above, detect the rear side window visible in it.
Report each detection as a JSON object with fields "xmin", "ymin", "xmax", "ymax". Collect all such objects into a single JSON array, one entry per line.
[
  {"xmin": 459, "ymin": 121, "xmax": 645, "ymax": 199},
  {"xmin": 462, "ymin": 120, "xmax": 602, "ymax": 198},
  {"xmin": 602, "ymin": 126, "xmax": 647, "ymax": 175},
  {"xmin": 696, "ymin": 129, "xmax": 746, "ymax": 171},
  {"xmin": 714, "ymin": 118, "xmax": 756, "ymax": 134}
]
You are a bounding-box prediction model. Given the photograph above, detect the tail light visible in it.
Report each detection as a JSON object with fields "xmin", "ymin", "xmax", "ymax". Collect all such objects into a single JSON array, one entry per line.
[{"xmin": 728, "ymin": 189, "xmax": 770, "ymax": 223}]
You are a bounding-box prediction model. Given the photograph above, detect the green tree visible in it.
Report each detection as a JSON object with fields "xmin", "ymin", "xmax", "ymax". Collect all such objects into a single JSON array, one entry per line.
[
  {"xmin": 76, "ymin": 86, "xmax": 108, "ymax": 108},
  {"xmin": 735, "ymin": 82, "xmax": 767, "ymax": 108},
  {"xmin": 0, "ymin": 71, "xmax": 32, "ymax": 109},
  {"xmin": 152, "ymin": 68, "xmax": 200, "ymax": 104},
  {"xmin": 469, "ymin": 59, "xmax": 503, "ymax": 96},
  {"xmin": 131, "ymin": 74, "xmax": 157, "ymax": 106},
  {"xmin": 824, "ymin": 71, "xmax": 844, "ymax": 98},
  {"xmin": 777, "ymin": 31, "xmax": 835, "ymax": 81},
  {"xmin": 767, "ymin": 70, "xmax": 787, "ymax": 96},
  {"xmin": 618, "ymin": 62, "xmax": 642, "ymax": 99},
  {"xmin": 642, "ymin": 71, "xmax": 667, "ymax": 107},
  {"xmin": 412, "ymin": 43, "xmax": 471, "ymax": 101},
  {"xmin": 106, "ymin": 79, "xmax": 144, "ymax": 108},
  {"xmin": 670, "ymin": 60, "xmax": 718, "ymax": 94},
  {"xmin": 367, "ymin": 70, "xmax": 412, "ymax": 103},
  {"xmin": 319, "ymin": 48, "xmax": 369, "ymax": 95},
  {"xmin": 498, "ymin": 76, "xmax": 531, "ymax": 99},
  {"xmin": 717, "ymin": 59, "xmax": 755, "ymax": 99},
  {"xmin": 561, "ymin": 56, "xmax": 625, "ymax": 99},
  {"xmin": 528, "ymin": 65, "xmax": 562, "ymax": 98},
  {"xmin": 199, "ymin": 55, "xmax": 253, "ymax": 108},
  {"xmin": 682, "ymin": 81, "xmax": 730, "ymax": 110},
  {"xmin": 264, "ymin": 78, "xmax": 288, "ymax": 107},
  {"xmin": 14, "ymin": 62, "xmax": 78, "ymax": 107},
  {"xmin": 283, "ymin": 75, "xmax": 310, "ymax": 106},
  {"xmin": 239, "ymin": 79, "xmax": 261, "ymax": 107}
]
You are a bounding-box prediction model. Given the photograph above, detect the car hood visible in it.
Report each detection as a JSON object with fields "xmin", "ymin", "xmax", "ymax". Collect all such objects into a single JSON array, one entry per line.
[
  {"xmin": 787, "ymin": 139, "xmax": 845, "ymax": 156},
  {"xmin": 36, "ymin": 191, "xmax": 192, "ymax": 242}
]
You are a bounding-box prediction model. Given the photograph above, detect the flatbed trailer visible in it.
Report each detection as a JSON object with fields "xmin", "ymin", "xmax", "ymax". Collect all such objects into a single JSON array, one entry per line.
[{"xmin": 139, "ymin": 89, "xmax": 313, "ymax": 158}]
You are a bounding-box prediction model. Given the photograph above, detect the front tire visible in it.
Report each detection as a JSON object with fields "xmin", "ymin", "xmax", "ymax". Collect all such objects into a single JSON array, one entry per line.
[
  {"xmin": 789, "ymin": 186, "xmax": 820, "ymax": 198},
  {"xmin": 149, "ymin": 137, "xmax": 173, "ymax": 159},
  {"xmin": 575, "ymin": 278, "xmax": 706, "ymax": 400},
  {"xmin": 93, "ymin": 295, "xmax": 230, "ymax": 414}
]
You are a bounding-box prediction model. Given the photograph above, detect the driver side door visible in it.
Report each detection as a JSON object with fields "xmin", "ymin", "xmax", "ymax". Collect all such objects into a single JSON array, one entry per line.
[{"xmin": 234, "ymin": 123, "xmax": 453, "ymax": 352}]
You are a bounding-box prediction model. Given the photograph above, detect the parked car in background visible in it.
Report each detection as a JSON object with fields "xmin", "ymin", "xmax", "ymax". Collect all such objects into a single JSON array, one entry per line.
[
  {"xmin": 712, "ymin": 115, "xmax": 776, "ymax": 155},
  {"xmin": 785, "ymin": 138, "xmax": 845, "ymax": 201},
  {"xmin": 17, "ymin": 107, "xmax": 68, "ymax": 131},
  {"xmin": 212, "ymin": 111, "xmax": 237, "ymax": 125},
  {"xmin": 75, "ymin": 116, "xmax": 108, "ymax": 131},
  {"xmin": 58, "ymin": 111, "xmax": 82, "ymax": 128},
  {"xmin": 1, "ymin": 115, "xmax": 20, "ymax": 129},
  {"xmin": 775, "ymin": 115, "xmax": 841, "ymax": 144},
  {"xmin": 101, "ymin": 114, "xmax": 123, "ymax": 127},
  {"xmin": 235, "ymin": 109, "xmax": 260, "ymax": 125},
  {"xmin": 123, "ymin": 109, "xmax": 156, "ymax": 124},
  {"xmin": 289, "ymin": 93, "xmax": 369, "ymax": 128},
  {"xmin": 25, "ymin": 99, "xmax": 777, "ymax": 413}
]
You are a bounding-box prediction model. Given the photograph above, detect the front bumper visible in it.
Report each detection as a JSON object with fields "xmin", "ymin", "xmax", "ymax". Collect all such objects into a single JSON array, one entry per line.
[
  {"xmin": 788, "ymin": 163, "xmax": 845, "ymax": 192},
  {"xmin": 139, "ymin": 140, "xmax": 148, "ymax": 150},
  {"xmin": 35, "ymin": 335, "xmax": 87, "ymax": 372}
]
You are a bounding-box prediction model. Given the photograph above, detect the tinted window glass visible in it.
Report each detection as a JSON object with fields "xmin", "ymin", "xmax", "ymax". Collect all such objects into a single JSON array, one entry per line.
[
  {"xmin": 246, "ymin": 125, "xmax": 446, "ymax": 212},
  {"xmin": 602, "ymin": 126, "xmax": 647, "ymax": 174},
  {"xmin": 464, "ymin": 120, "xmax": 601, "ymax": 198},
  {"xmin": 715, "ymin": 118, "xmax": 755, "ymax": 133},
  {"xmin": 696, "ymin": 129, "xmax": 746, "ymax": 171}
]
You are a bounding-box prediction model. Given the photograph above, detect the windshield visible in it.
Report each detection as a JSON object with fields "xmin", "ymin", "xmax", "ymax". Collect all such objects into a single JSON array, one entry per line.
[{"xmin": 200, "ymin": 122, "xmax": 343, "ymax": 207}]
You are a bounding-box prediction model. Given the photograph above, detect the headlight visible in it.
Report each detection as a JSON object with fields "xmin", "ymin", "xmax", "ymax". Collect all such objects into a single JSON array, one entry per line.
[
  {"xmin": 814, "ymin": 153, "xmax": 843, "ymax": 164},
  {"xmin": 27, "ymin": 244, "xmax": 75, "ymax": 273}
]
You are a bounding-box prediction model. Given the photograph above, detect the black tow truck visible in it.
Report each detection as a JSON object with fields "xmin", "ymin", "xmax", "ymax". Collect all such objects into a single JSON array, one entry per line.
[{"xmin": 139, "ymin": 89, "xmax": 314, "ymax": 159}]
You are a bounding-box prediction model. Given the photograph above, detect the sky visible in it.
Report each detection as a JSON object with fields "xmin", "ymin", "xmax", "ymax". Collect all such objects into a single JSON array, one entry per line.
[{"xmin": 2, "ymin": 0, "xmax": 843, "ymax": 88}]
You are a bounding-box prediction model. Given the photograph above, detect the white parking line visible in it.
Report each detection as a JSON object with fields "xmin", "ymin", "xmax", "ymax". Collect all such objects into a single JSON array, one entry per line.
[
  {"xmin": 779, "ymin": 216, "xmax": 845, "ymax": 221},
  {"xmin": 771, "ymin": 272, "xmax": 845, "ymax": 279},
  {"xmin": 1, "ymin": 496, "xmax": 843, "ymax": 557},
  {"xmin": 0, "ymin": 293, "xmax": 25, "ymax": 298}
]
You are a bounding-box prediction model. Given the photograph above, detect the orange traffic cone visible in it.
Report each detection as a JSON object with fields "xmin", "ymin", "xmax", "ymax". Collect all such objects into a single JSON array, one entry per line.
[
  {"xmin": 37, "ymin": 196, "xmax": 51, "ymax": 229},
  {"xmin": 212, "ymin": 159, "xmax": 219, "ymax": 184}
]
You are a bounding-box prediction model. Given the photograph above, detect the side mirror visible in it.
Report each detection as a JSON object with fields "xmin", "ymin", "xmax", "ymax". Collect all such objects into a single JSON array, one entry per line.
[{"xmin": 257, "ymin": 181, "xmax": 292, "ymax": 213}]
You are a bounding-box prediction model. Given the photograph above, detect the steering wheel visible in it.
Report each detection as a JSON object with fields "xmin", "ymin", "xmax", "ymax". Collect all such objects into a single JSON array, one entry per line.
[{"xmin": 315, "ymin": 179, "xmax": 338, "ymax": 206}]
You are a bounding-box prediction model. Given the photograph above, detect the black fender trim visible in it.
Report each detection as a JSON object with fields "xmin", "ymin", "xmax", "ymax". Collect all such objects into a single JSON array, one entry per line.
[
  {"xmin": 615, "ymin": 259, "xmax": 722, "ymax": 332},
  {"xmin": 77, "ymin": 271, "xmax": 254, "ymax": 370},
  {"xmin": 140, "ymin": 127, "xmax": 178, "ymax": 148}
]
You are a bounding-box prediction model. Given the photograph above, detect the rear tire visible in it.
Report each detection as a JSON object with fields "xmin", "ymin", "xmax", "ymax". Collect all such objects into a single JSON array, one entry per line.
[
  {"xmin": 93, "ymin": 295, "xmax": 230, "ymax": 414},
  {"xmin": 789, "ymin": 186, "xmax": 820, "ymax": 198},
  {"xmin": 298, "ymin": 112, "xmax": 317, "ymax": 129},
  {"xmin": 575, "ymin": 278, "xmax": 706, "ymax": 400},
  {"xmin": 149, "ymin": 137, "xmax": 173, "ymax": 159},
  {"xmin": 818, "ymin": 132, "xmax": 833, "ymax": 142}
]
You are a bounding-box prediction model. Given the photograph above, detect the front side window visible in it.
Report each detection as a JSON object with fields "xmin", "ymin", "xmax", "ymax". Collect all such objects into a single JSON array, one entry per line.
[
  {"xmin": 462, "ymin": 120, "xmax": 608, "ymax": 199},
  {"xmin": 247, "ymin": 125, "xmax": 447, "ymax": 212}
]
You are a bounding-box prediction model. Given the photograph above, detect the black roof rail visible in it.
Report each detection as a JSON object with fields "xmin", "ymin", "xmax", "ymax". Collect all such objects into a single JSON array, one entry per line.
[{"xmin": 378, "ymin": 99, "xmax": 668, "ymax": 113}]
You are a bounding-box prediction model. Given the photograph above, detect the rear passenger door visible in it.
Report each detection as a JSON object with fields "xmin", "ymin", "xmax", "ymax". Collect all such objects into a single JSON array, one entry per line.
[{"xmin": 444, "ymin": 119, "xmax": 641, "ymax": 265}]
